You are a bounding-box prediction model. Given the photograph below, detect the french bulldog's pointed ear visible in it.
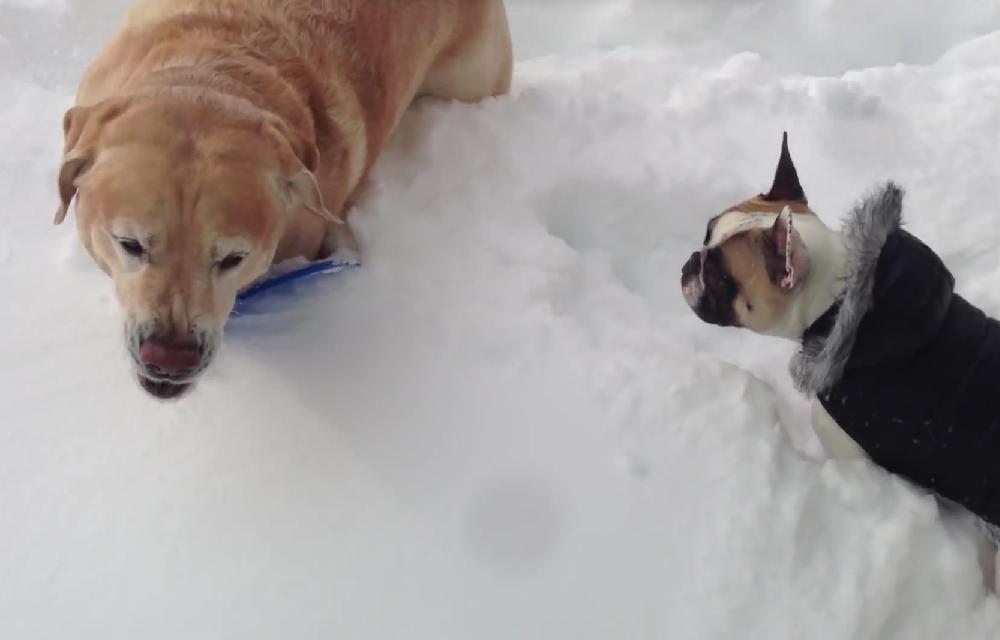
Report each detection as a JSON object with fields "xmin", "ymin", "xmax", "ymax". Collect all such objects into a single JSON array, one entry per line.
[
  {"xmin": 771, "ymin": 207, "xmax": 810, "ymax": 290},
  {"xmin": 762, "ymin": 132, "xmax": 807, "ymax": 204}
]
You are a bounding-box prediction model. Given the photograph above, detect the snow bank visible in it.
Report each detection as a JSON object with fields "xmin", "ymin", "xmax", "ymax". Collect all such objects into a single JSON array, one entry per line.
[
  {"xmin": 507, "ymin": 0, "xmax": 1000, "ymax": 74},
  {"xmin": 2, "ymin": 1, "xmax": 1000, "ymax": 638}
]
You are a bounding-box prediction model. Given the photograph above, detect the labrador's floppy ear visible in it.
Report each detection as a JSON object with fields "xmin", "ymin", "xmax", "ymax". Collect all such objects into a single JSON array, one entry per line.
[
  {"xmin": 55, "ymin": 105, "xmax": 95, "ymax": 224},
  {"xmin": 54, "ymin": 99, "xmax": 130, "ymax": 225},
  {"xmin": 276, "ymin": 169, "xmax": 344, "ymax": 225},
  {"xmin": 262, "ymin": 118, "xmax": 343, "ymax": 225},
  {"xmin": 55, "ymin": 151, "xmax": 95, "ymax": 225}
]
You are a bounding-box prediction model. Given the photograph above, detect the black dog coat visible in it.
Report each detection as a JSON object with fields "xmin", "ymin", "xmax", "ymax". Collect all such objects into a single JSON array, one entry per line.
[{"xmin": 791, "ymin": 183, "xmax": 1000, "ymax": 533}]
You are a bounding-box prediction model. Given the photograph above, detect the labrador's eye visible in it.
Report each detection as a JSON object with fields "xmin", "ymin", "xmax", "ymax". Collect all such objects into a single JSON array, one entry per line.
[
  {"xmin": 217, "ymin": 253, "xmax": 246, "ymax": 272},
  {"xmin": 117, "ymin": 237, "xmax": 145, "ymax": 258}
]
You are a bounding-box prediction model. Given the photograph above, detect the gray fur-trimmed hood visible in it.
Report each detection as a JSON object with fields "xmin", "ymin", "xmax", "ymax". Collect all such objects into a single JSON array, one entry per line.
[{"xmin": 789, "ymin": 182, "xmax": 904, "ymax": 395}]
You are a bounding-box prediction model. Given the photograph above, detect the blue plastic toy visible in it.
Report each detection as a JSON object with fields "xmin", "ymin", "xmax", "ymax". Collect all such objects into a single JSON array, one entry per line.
[{"xmin": 230, "ymin": 257, "xmax": 360, "ymax": 317}]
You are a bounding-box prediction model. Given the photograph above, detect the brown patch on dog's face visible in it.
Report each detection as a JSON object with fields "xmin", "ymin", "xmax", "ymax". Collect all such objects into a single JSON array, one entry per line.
[
  {"xmin": 680, "ymin": 244, "xmax": 741, "ymax": 327},
  {"xmin": 716, "ymin": 224, "xmax": 798, "ymax": 333},
  {"xmin": 54, "ymin": 97, "xmax": 331, "ymax": 398}
]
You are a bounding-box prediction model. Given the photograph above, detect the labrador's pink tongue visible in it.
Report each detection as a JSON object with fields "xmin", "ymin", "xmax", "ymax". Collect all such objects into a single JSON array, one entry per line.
[{"xmin": 139, "ymin": 342, "xmax": 201, "ymax": 371}]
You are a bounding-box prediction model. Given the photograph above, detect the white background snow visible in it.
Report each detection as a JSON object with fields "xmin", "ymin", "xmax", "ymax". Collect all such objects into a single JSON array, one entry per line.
[{"xmin": 2, "ymin": 1, "xmax": 1000, "ymax": 638}]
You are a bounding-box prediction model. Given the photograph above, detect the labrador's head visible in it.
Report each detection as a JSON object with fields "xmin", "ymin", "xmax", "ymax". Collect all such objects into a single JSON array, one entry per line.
[{"xmin": 55, "ymin": 95, "xmax": 340, "ymax": 399}]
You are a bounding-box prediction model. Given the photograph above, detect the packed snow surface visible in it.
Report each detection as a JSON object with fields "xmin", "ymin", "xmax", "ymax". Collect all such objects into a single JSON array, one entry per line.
[{"xmin": 2, "ymin": 1, "xmax": 1000, "ymax": 638}]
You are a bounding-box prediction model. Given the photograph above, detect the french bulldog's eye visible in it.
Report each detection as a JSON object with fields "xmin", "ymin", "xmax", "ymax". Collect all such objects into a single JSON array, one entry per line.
[
  {"xmin": 217, "ymin": 253, "xmax": 246, "ymax": 272},
  {"xmin": 745, "ymin": 301, "xmax": 754, "ymax": 312},
  {"xmin": 117, "ymin": 237, "xmax": 145, "ymax": 258}
]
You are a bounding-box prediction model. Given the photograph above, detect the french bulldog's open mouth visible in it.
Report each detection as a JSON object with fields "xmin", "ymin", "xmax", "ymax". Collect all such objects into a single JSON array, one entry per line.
[{"xmin": 137, "ymin": 374, "xmax": 194, "ymax": 400}]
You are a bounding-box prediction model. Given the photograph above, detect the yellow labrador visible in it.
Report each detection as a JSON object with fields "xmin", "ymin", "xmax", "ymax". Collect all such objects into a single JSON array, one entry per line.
[{"xmin": 55, "ymin": 0, "xmax": 513, "ymax": 399}]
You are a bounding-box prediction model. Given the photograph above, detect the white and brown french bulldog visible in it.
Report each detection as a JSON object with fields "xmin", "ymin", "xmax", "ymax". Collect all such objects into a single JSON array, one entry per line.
[{"xmin": 681, "ymin": 133, "xmax": 1000, "ymax": 589}]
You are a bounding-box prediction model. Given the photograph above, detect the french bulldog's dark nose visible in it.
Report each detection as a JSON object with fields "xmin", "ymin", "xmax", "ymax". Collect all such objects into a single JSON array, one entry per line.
[
  {"xmin": 139, "ymin": 338, "xmax": 202, "ymax": 378},
  {"xmin": 681, "ymin": 251, "xmax": 702, "ymax": 284}
]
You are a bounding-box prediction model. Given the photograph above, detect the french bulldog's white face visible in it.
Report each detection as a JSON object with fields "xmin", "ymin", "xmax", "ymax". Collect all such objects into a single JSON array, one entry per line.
[{"xmin": 680, "ymin": 134, "xmax": 817, "ymax": 336}]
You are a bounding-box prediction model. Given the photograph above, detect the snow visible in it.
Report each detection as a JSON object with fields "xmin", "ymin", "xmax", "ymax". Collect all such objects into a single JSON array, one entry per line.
[{"xmin": 3, "ymin": 1, "xmax": 1000, "ymax": 638}]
